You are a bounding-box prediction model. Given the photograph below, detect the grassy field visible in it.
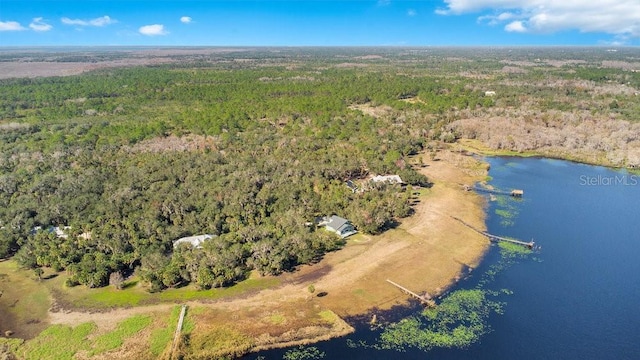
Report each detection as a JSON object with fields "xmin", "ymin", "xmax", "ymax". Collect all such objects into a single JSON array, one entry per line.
[
  {"xmin": 89, "ymin": 314, "xmax": 152, "ymax": 356},
  {"xmin": 149, "ymin": 306, "xmax": 185, "ymax": 357},
  {"xmin": 0, "ymin": 260, "xmax": 51, "ymax": 339},
  {"xmin": 20, "ymin": 322, "xmax": 96, "ymax": 360},
  {"xmin": 46, "ymin": 270, "xmax": 280, "ymax": 310},
  {"xmin": 1, "ymin": 259, "xmax": 279, "ymax": 359},
  {"xmin": 15, "ymin": 313, "xmax": 158, "ymax": 360}
]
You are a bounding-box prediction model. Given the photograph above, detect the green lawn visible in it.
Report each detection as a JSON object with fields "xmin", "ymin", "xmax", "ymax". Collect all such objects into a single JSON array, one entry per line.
[
  {"xmin": 0, "ymin": 261, "xmax": 51, "ymax": 338},
  {"xmin": 43, "ymin": 268, "xmax": 279, "ymax": 310}
]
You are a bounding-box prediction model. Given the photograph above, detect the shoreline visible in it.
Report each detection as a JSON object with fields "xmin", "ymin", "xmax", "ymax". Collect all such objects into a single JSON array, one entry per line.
[{"xmin": 457, "ymin": 139, "xmax": 639, "ymax": 173}]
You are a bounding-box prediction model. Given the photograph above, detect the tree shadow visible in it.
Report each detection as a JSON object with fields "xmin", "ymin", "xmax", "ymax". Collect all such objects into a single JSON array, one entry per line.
[{"xmin": 121, "ymin": 280, "xmax": 139, "ymax": 290}]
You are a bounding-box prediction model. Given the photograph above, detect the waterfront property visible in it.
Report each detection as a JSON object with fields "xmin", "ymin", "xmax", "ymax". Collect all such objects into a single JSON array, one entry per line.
[{"xmin": 319, "ymin": 215, "xmax": 358, "ymax": 239}]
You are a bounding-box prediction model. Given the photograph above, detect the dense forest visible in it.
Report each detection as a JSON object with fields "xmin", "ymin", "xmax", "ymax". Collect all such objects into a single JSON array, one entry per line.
[
  {"xmin": 1, "ymin": 47, "xmax": 638, "ymax": 291},
  {"xmin": 0, "ymin": 53, "xmax": 456, "ymax": 291}
]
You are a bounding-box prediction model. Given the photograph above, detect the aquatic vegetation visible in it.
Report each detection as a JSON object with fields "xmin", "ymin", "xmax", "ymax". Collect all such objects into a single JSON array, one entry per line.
[
  {"xmin": 494, "ymin": 196, "xmax": 520, "ymax": 227},
  {"xmin": 283, "ymin": 346, "xmax": 326, "ymax": 360},
  {"xmin": 498, "ymin": 241, "xmax": 533, "ymax": 258},
  {"xmin": 376, "ymin": 290, "xmax": 502, "ymax": 351},
  {"xmin": 478, "ymin": 242, "xmax": 533, "ymax": 288},
  {"xmin": 372, "ymin": 235, "xmax": 534, "ymax": 354},
  {"xmin": 495, "ymin": 212, "xmax": 515, "ymax": 226}
]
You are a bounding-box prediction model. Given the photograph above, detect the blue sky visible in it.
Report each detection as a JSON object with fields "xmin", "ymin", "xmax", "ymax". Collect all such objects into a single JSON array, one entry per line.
[{"xmin": 1, "ymin": 0, "xmax": 639, "ymax": 46}]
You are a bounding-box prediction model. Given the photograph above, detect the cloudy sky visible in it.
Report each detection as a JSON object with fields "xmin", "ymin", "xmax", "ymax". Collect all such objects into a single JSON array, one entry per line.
[{"xmin": 1, "ymin": 0, "xmax": 639, "ymax": 46}]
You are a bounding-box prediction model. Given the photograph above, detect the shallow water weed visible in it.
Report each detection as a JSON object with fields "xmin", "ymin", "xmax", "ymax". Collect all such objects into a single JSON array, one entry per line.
[
  {"xmin": 375, "ymin": 290, "xmax": 501, "ymax": 351},
  {"xmin": 283, "ymin": 345, "xmax": 326, "ymax": 360},
  {"xmin": 370, "ymin": 237, "xmax": 534, "ymax": 354}
]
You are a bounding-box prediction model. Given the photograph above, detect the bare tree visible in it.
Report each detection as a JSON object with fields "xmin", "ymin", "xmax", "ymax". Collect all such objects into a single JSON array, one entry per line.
[{"xmin": 109, "ymin": 271, "xmax": 125, "ymax": 290}]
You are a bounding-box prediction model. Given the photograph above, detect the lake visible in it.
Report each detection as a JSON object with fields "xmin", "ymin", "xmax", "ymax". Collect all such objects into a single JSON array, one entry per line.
[{"xmin": 250, "ymin": 157, "xmax": 640, "ymax": 360}]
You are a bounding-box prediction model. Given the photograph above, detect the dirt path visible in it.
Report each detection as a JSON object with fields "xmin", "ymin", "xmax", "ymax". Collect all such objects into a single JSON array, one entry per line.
[{"xmin": 49, "ymin": 150, "xmax": 489, "ymax": 334}]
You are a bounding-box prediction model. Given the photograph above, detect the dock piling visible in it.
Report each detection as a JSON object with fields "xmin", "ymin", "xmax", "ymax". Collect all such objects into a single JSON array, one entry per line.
[{"xmin": 386, "ymin": 279, "xmax": 436, "ymax": 307}]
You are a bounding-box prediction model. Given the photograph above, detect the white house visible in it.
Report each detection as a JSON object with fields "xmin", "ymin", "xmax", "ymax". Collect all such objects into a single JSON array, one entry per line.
[
  {"xmin": 173, "ymin": 234, "xmax": 215, "ymax": 249},
  {"xmin": 371, "ymin": 175, "xmax": 404, "ymax": 185},
  {"xmin": 323, "ymin": 215, "xmax": 358, "ymax": 239},
  {"xmin": 31, "ymin": 226, "xmax": 71, "ymax": 239}
]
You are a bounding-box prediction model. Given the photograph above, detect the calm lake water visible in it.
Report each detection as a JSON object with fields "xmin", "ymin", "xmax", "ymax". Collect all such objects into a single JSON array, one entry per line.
[{"xmin": 250, "ymin": 157, "xmax": 640, "ymax": 360}]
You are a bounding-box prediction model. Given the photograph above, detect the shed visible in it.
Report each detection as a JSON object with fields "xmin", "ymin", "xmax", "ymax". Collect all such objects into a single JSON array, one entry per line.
[{"xmin": 345, "ymin": 180, "xmax": 359, "ymax": 192}]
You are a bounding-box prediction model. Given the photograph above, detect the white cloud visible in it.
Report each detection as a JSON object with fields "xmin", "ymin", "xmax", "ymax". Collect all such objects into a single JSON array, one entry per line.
[
  {"xmin": 505, "ymin": 20, "xmax": 527, "ymax": 33},
  {"xmin": 139, "ymin": 24, "xmax": 168, "ymax": 36},
  {"xmin": 180, "ymin": 16, "xmax": 192, "ymax": 24},
  {"xmin": 61, "ymin": 15, "xmax": 116, "ymax": 27},
  {"xmin": 0, "ymin": 21, "xmax": 26, "ymax": 31},
  {"xmin": 89, "ymin": 16, "xmax": 115, "ymax": 27},
  {"xmin": 479, "ymin": 12, "xmax": 517, "ymax": 25},
  {"xmin": 29, "ymin": 17, "xmax": 52, "ymax": 32},
  {"xmin": 407, "ymin": 9, "xmax": 417, "ymax": 17},
  {"xmin": 437, "ymin": 0, "xmax": 640, "ymax": 37},
  {"xmin": 377, "ymin": 0, "xmax": 391, "ymax": 6},
  {"xmin": 61, "ymin": 18, "xmax": 86, "ymax": 26}
]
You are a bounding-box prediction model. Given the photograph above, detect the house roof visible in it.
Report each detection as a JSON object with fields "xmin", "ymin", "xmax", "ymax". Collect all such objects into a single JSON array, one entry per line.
[
  {"xmin": 31, "ymin": 225, "xmax": 71, "ymax": 239},
  {"xmin": 371, "ymin": 175, "xmax": 403, "ymax": 184},
  {"xmin": 327, "ymin": 215, "xmax": 349, "ymax": 231},
  {"xmin": 173, "ymin": 234, "xmax": 215, "ymax": 248}
]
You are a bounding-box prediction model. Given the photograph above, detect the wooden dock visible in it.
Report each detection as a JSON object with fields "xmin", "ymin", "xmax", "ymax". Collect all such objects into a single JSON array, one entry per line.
[
  {"xmin": 170, "ymin": 305, "xmax": 187, "ymax": 360},
  {"xmin": 464, "ymin": 185, "xmax": 523, "ymax": 197},
  {"xmin": 451, "ymin": 216, "xmax": 535, "ymax": 249},
  {"xmin": 386, "ymin": 279, "xmax": 436, "ymax": 307}
]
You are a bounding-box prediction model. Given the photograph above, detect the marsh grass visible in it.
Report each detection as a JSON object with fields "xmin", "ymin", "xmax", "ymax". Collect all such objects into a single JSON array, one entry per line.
[
  {"xmin": 183, "ymin": 325, "xmax": 254, "ymax": 359},
  {"xmin": 318, "ymin": 310, "xmax": 338, "ymax": 324},
  {"xmin": 149, "ymin": 306, "xmax": 182, "ymax": 357},
  {"xmin": 89, "ymin": 315, "xmax": 152, "ymax": 356},
  {"xmin": 268, "ymin": 313, "xmax": 286, "ymax": 325},
  {"xmin": 20, "ymin": 323, "xmax": 96, "ymax": 360},
  {"xmin": 0, "ymin": 337, "xmax": 23, "ymax": 358}
]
